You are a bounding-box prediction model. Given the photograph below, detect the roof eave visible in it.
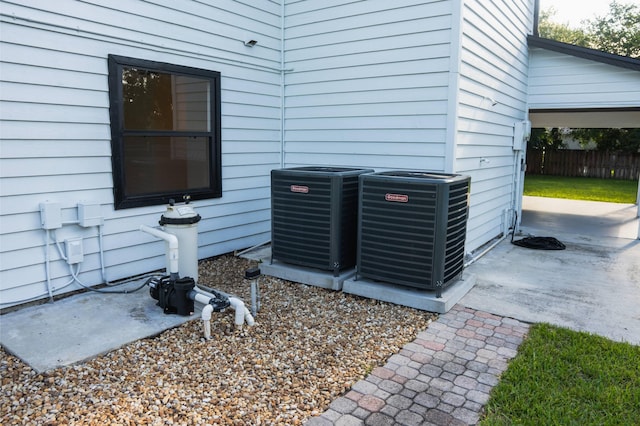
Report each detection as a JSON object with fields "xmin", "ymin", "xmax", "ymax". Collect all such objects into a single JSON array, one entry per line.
[{"xmin": 527, "ymin": 35, "xmax": 640, "ymax": 72}]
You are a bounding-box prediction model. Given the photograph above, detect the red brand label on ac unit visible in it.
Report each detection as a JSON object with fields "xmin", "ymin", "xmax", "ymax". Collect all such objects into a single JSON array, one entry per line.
[
  {"xmin": 290, "ymin": 185, "xmax": 309, "ymax": 193},
  {"xmin": 385, "ymin": 193, "xmax": 409, "ymax": 202}
]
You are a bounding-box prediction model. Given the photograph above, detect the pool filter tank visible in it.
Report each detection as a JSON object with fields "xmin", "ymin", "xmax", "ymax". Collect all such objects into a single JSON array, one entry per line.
[{"xmin": 159, "ymin": 197, "xmax": 201, "ymax": 283}]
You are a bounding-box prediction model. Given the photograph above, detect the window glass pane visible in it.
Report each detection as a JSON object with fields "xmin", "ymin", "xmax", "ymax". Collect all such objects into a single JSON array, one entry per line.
[
  {"xmin": 174, "ymin": 75, "xmax": 211, "ymax": 132},
  {"xmin": 122, "ymin": 69, "xmax": 210, "ymax": 131},
  {"xmin": 123, "ymin": 136, "xmax": 210, "ymax": 196}
]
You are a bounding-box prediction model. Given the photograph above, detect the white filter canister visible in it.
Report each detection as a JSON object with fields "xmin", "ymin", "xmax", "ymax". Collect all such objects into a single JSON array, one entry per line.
[{"xmin": 159, "ymin": 203, "xmax": 202, "ymax": 283}]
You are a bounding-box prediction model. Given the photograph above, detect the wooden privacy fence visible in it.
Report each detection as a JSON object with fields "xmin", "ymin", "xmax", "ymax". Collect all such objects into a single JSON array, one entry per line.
[{"xmin": 526, "ymin": 149, "xmax": 640, "ymax": 180}]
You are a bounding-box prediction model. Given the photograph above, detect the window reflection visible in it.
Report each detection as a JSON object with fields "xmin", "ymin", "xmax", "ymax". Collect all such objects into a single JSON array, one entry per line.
[
  {"xmin": 123, "ymin": 136, "xmax": 210, "ymax": 196},
  {"xmin": 122, "ymin": 69, "xmax": 210, "ymax": 132}
]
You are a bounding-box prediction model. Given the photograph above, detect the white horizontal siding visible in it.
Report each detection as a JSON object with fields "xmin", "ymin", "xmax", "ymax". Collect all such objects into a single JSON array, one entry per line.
[
  {"xmin": 282, "ymin": 0, "xmax": 454, "ymax": 170},
  {"xmin": 454, "ymin": 0, "xmax": 534, "ymax": 252},
  {"xmin": 3, "ymin": 0, "xmax": 281, "ymax": 65},
  {"xmin": 528, "ymin": 48, "xmax": 640, "ymax": 109},
  {"xmin": 0, "ymin": 0, "xmax": 282, "ymax": 308}
]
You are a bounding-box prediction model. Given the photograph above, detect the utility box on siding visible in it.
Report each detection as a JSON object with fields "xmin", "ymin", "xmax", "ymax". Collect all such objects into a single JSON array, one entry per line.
[
  {"xmin": 357, "ymin": 171, "xmax": 470, "ymax": 296},
  {"xmin": 271, "ymin": 167, "xmax": 374, "ymax": 276}
]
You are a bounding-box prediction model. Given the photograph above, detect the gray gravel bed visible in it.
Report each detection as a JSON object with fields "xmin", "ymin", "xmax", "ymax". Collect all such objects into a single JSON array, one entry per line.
[{"xmin": 1, "ymin": 254, "xmax": 436, "ymax": 425}]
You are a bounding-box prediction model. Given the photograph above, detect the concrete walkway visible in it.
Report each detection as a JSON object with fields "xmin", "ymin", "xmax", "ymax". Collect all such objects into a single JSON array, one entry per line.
[
  {"xmin": 462, "ymin": 196, "xmax": 640, "ymax": 346},
  {"xmin": 520, "ymin": 196, "xmax": 639, "ymax": 240},
  {"xmin": 305, "ymin": 305, "xmax": 529, "ymax": 426}
]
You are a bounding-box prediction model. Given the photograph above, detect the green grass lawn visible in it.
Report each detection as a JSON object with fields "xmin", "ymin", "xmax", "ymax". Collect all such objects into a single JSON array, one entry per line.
[
  {"xmin": 480, "ymin": 323, "xmax": 640, "ymax": 426},
  {"xmin": 524, "ymin": 175, "xmax": 638, "ymax": 204}
]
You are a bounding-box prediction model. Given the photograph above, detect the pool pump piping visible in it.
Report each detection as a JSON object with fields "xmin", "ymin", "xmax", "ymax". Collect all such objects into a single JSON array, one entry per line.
[{"xmin": 139, "ymin": 205, "xmax": 255, "ymax": 337}]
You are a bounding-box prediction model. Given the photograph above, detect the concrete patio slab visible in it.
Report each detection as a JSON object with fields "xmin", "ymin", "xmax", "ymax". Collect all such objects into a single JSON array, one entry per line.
[
  {"xmin": 461, "ymin": 196, "xmax": 640, "ymax": 345},
  {"xmin": 521, "ymin": 195, "xmax": 639, "ymax": 240},
  {"xmin": 0, "ymin": 279, "xmax": 198, "ymax": 372}
]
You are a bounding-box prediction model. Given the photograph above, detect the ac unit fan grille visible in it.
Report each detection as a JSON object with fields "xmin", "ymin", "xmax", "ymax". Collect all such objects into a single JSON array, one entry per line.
[{"xmin": 272, "ymin": 175, "xmax": 333, "ymax": 267}]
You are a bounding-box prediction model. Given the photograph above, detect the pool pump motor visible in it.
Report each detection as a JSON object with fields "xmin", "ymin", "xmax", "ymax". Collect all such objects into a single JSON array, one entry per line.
[{"xmin": 147, "ymin": 275, "xmax": 230, "ymax": 316}]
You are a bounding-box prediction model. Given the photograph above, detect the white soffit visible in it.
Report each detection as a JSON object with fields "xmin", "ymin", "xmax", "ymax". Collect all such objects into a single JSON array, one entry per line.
[{"xmin": 529, "ymin": 110, "xmax": 640, "ymax": 128}]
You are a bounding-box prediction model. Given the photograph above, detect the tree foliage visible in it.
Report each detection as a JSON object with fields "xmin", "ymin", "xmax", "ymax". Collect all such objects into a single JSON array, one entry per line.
[
  {"xmin": 538, "ymin": 7, "xmax": 590, "ymax": 47},
  {"xmin": 530, "ymin": 128, "xmax": 640, "ymax": 154},
  {"xmin": 586, "ymin": 1, "xmax": 640, "ymax": 58},
  {"xmin": 571, "ymin": 129, "xmax": 640, "ymax": 154},
  {"xmin": 529, "ymin": 128, "xmax": 565, "ymax": 150},
  {"xmin": 539, "ymin": 1, "xmax": 640, "ymax": 58}
]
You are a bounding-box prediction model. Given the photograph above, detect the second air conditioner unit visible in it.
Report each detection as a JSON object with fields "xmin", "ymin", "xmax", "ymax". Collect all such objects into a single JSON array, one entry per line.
[{"xmin": 357, "ymin": 171, "xmax": 470, "ymax": 296}]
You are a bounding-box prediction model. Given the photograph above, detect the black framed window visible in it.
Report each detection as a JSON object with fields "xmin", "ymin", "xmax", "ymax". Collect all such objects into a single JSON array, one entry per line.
[{"xmin": 108, "ymin": 55, "xmax": 221, "ymax": 209}]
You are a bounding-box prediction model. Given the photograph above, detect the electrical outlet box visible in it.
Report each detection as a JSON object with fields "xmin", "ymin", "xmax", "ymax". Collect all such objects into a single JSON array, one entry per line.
[
  {"xmin": 65, "ymin": 238, "xmax": 84, "ymax": 264},
  {"xmin": 77, "ymin": 202, "xmax": 103, "ymax": 227},
  {"xmin": 40, "ymin": 202, "xmax": 62, "ymax": 230},
  {"xmin": 513, "ymin": 120, "xmax": 531, "ymax": 151}
]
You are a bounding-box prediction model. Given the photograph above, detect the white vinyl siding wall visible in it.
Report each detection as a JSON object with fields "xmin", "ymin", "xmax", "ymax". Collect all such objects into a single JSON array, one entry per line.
[
  {"xmin": 282, "ymin": 0, "xmax": 454, "ymax": 171},
  {"xmin": 0, "ymin": 0, "xmax": 282, "ymax": 307},
  {"xmin": 528, "ymin": 48, "xmax": 640, "ymax": 109},
  {"xmin": 454, "ymin": 0, "xmax": 534, "ymax": 252}
]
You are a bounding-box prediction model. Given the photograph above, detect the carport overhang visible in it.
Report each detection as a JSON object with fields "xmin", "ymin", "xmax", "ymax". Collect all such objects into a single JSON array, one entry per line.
[
  {"xmin": 525, "ymin": 37, "xmax": 640, "ymax": 236},
  {"xmin": 529, "ymin": 107, "xmax": 640, "ymax": 128},
  {"xmin": 527, "ymin": 36, "xmax": 640, "ymax": 130},
  {"xmin": 528, "ymin": 106, "xmax": 640, "ymax": 232}
]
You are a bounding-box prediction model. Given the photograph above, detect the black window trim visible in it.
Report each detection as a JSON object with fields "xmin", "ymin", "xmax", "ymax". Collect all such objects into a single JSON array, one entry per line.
[{"xmin": 107, "ymin": 54, "xmax": 222, "ymax": 210}]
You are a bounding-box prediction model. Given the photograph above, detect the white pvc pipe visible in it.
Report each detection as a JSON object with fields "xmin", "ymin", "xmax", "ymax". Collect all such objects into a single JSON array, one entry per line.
[
  {"xmin": 139, "ymin": 225, "xmax": 179, "ymax": 276},
  {"xmin": 98, "ymin": 224, "xmax": 108, "ymax": 284},
  {"xmin": 191, "ymin": 291, "xmax": 216, "ymax": 339},
  {"xmin": 44, "ymin": 229, "xmax": 54, "ymax": 302},
  {"xmin": 464, "ymin": 232, "xmax": 509, "ymax": 269},
  {"xmin": 279, "ymin": 0, "xmax": 286, "ymax": 168},
  {"xmin": 191, "ymin": 291, "xmax": 212, "ymax": 306},
  {"xmin": 193, "ymin": 287, "xmax": 255, "ymax": 328},
  {"xmin": 201, "ymin": 304, "xmax": 213, "ymax": 339},
  {"xmin": 230, "ymin": 297, "xmax": 255, "ymax": 328}
]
